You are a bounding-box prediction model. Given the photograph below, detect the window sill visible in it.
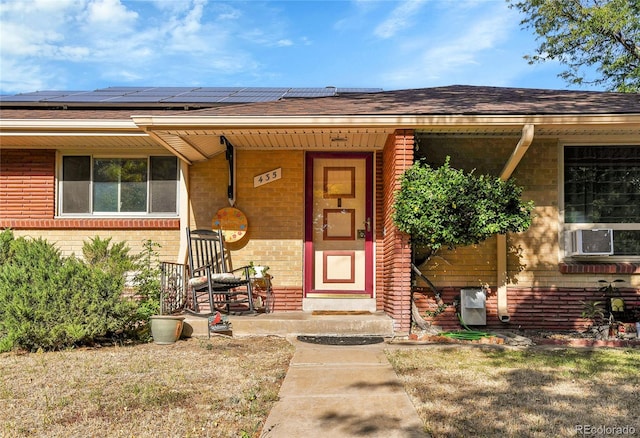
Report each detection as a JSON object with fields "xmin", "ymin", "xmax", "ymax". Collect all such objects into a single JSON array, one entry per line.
[{"xmin": 559, "ymin": 262, "xmax": 640, "ymax": 274}]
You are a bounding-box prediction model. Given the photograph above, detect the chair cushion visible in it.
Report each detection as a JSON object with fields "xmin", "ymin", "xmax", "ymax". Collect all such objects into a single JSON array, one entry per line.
[
  {"xmin": 189, "ymin": 273, "xmax": 242, "ymax": 288},
  {"xmin": 188, "ymin": 276, "xmax": 208, "ymax": 288},
  {"xmin": 211, "ymin": 273, "xmax": 238, "ymax": 281}
]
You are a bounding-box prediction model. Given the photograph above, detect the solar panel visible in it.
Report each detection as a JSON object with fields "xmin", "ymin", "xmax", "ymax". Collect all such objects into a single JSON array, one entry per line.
[
  {"xmin": 197, "ymin": 87, "xmax": 245, "ymax": 92},
  {"xmin": 337, "ymin": 88, "xmax": 382, "ymax": 93},
  {"xmin": 96, "ymin": 86, "xmax": 157, "ymax": 92},
  {"xmin": 108, "ymin": 95, "xmax": 178, "ymax": 102},
  {"xmin": 0, "ymin": 91, "xmax": 85, "ymax": 102},
  {"xmin": 230, "ymin": 91, "xmax": 286, "ymax": 98},
  {"xmin": 220, "ymin": 95, "xmax": 281, "ymax": 103},
  {"xmin": 133, "ymin": 87, "xmax": 196, "ymax": 94},
  {"xmin": 177, "ymin": 91, "xmax": 236, "ymax": 97},
  {"xmin": 232, "ymin": 87, "xmax": 289, "ymax": 92},
  {"xmin": 162, "ymin": 96, "xmax": 228, "ymax": 103},
  {"xmin": 284, "ymin": 91, "xmax": 336, "ymax": 98},
  {"xmin": 0, "ymin": 86, "xmax": 383, "ymax": 105},
  {"xmin": 46, "ymin": 92, "xmax": 123, "ymax": 102}
]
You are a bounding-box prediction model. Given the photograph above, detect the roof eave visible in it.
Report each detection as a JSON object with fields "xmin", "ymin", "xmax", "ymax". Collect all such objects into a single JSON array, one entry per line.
[{"xmin": 131, "ymin": 113, "xmax": 640, "ymax": 130}]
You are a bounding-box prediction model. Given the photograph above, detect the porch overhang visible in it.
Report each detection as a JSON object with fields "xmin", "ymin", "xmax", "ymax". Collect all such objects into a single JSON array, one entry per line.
[
  {"xmin": 131, "ymin": 113, "xmax": 640, "ymax": 164},
  {"xmin": 0, "ymin": 119, "xmax": 159, "ymax": 150}
]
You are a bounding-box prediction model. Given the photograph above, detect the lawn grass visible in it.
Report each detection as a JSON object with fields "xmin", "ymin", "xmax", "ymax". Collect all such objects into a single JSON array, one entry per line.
[
  {"xmin": 2, "ymin": 336, "xmax": 638, "ymax": 438},
  {"xmin": 0, "ymin": 336, "xmax": 294, "ymax": 438},
  {"xmin": 386, "ymin": 346, "xmax": 640, "ymax": 438}
]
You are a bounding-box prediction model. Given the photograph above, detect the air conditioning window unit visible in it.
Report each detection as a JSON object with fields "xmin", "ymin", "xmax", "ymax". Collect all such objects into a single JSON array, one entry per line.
[{"xmin": 569, "ymin": 229, "xmax": 614, "ymax": 256}]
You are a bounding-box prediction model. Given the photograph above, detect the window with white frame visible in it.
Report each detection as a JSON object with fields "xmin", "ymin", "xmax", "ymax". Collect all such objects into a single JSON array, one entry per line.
[
  {"xmin": 564, "ymin": 145, "xmax": 640, "ymax": 256},
  {"xmin": 60, "ymin": 155, "xmax": 178, "ymax": 215}
]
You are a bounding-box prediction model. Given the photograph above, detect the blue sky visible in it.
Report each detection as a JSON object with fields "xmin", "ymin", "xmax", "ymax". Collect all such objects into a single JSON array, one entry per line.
[{"xmin": 0, "ymin": 0, "xmax": 603, "ymax": 95}]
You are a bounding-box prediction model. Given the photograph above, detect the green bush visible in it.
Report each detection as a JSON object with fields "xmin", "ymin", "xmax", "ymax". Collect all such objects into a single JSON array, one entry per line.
[
  {"xmin": 0, "ymin": 231, "xmax": 147, "ymax": 352},
  {"xmin": 393, "ymin": 157, "xmax": 534, "ymax": 255}
]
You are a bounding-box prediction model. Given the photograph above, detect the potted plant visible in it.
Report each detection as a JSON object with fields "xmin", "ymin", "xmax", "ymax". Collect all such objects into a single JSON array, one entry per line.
[
  {"xmin": 580, "ymin": 300, "xmax": 610, "ymax": 339},
  {"xmin": 248, "ymin": 261, "xmax": 270, "ymax": 279}
]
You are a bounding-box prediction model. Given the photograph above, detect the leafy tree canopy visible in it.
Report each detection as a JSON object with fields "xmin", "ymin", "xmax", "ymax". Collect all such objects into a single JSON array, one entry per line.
[
  {"xmin": 509, "ymin": 0, "xmax": 640, "ymax": 92},
  {"xmin": 393, "ymin": 158, "xmax": 534, "ymax": 255}
]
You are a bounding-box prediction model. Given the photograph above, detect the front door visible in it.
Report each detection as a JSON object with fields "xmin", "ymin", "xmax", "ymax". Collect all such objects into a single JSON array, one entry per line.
[{"xmin": 304, "ymin": 152, "xmax": 373, "ymax": 309}]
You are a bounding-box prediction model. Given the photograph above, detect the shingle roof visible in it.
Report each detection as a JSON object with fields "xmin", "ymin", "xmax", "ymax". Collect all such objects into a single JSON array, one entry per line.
[
  {"xmin": 1, "ymin": 86, "xmax": 638, "ymax": 120},
  {"xmin": 179, "ymin": 85, "xmax": 640, "ymax": 116}
]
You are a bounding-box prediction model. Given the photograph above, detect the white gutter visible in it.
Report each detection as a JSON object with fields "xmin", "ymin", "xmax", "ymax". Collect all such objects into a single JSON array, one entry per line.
[
  {"xmin": 496, "ymin": 124, "xmax": 535, "ymax": 323},
  {"xmin": 131, "ymin": 114, "xmax": 640, "ymax": 129},
  {"xmin": 0, "ymin": 119, "xmax": 140, "ymax": 130}
]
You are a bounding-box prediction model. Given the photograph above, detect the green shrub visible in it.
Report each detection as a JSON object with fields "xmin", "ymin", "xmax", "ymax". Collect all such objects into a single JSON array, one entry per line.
[
  {"xmin": 393, "ymin": 157, "xmax": 534, "ymax": 254},
  {"xmin": 0, "ymin": 232, "xmax": 140, "ymax": 352},
  {"xmin": 82, "ymin": 235, "xmax": 135, "ymax": 278}
]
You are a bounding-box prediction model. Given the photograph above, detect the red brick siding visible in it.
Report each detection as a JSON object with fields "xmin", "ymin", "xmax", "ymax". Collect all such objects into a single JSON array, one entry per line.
[
  {"xmin": 382, "ymin": 130, "xmax": 414, "ymax": 333},
  {"xmin": 560, "ymin": 263, "xmax": 640, "ymax": 275},
  {"xmin": 0, "ymin": 149, "xmax": 179, "ymax": 231},
  {"xmin": 271, "ymin": 287, "xmax": 304, "ymax": 312},
  {"xmin": 375, "ymin": 150, "xmax": 385, "ymax": 311},
  {"xmin": 0, "ymin": 218, "xmax": 180, "ymax": 229},
  {"xmin": 0, "ymin": 149, "xmax": 55, "ymax": 219},
  {"xmin": 415, "ymin": 286, "xmax": 640, "ymax": 331}
]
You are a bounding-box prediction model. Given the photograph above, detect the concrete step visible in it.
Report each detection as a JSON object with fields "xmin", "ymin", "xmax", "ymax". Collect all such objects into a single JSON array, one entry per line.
[{"xmin": 180, "ymin": 311, "xmax": 395, "ymax": 338}]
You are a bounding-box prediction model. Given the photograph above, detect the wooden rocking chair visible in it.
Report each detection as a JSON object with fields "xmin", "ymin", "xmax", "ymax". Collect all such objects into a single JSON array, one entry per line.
[{"xmin": 186, "ymin": 228, "xmax": 255, "ymax": 315}]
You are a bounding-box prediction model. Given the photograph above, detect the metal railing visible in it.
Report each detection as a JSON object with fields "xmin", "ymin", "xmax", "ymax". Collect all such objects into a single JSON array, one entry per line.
[{"xmin": 160, "ymin": 262, "xmax": 188, "ymax": 315}]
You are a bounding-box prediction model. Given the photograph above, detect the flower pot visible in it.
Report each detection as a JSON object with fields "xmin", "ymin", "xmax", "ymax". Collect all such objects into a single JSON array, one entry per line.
[
  {"xmin": 150, "ymin": 315, "xmax": 185, "ymax": 344},
  {"xmin": 253, "ymin": 266, "xmax": 268, "ymax": 278}
]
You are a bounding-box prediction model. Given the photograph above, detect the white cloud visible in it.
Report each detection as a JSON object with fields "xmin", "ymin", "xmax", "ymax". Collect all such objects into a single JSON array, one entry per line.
[
  {"xmin": 374, "ymin": 0, "xmax": 426, "ymax": 39},
  {"xmin": 380, "ymin": 3, "xmax": 521, "ymax": 87},
  {"xmin": 84, "ymin": 0, "xmax": 138, "ymax": 28}
]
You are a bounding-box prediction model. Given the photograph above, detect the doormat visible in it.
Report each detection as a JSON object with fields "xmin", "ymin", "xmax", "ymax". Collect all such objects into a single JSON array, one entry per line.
[
  {"xmin": 311, "ymin": 311, "xmax": 372, "ymax": 316},
  {"xmin": 297, "ymin": 335, "xmax": 384, "ymax": 345}
]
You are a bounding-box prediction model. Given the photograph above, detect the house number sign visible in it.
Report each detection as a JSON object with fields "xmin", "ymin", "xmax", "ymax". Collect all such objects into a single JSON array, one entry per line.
[{"xmin": 254, "ymin": 168, "xmax": 282, "ymax": 187}]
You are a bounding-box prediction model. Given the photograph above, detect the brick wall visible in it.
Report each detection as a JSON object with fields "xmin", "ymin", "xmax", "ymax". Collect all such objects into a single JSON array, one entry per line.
[
  {"xmin": 382, "ymin": 130, "xmax": 414, "ymax": 333},
  {"xmin": 416, "ymin": 286, "xmax": 640, "ymax": 331},
  {"xmin": 10, "ymin": 228, "xmax": 181, "ymax": 262},
  {"xmin": 0, "ymin": 149, "xmax": 55, "ymax": 219},
  {"xmin": 189, "ymin": 150, "xmax": 305, "ymax": 306},
  {"xmin": 0, "ymin": 148, "xmax": 180, "ymax": 259},
  {"xmin": 375, "ymin": 150, "xmax": 385, "ymax": 311},
  {"xmin": 414, "ymin": 136, "xmax": 639, "ymax": 330}
]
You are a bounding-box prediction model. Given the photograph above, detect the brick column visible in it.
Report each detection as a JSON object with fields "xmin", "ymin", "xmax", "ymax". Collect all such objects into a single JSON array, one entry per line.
[{"xmin": 381, "ymin": 130, "xmax": 414, "ymax": 333}]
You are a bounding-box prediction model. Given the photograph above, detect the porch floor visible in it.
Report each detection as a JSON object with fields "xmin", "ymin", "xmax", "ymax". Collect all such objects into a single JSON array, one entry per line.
[{"xmin": 180, "ymin": 311, "xmax": 395, "ymax": 338}]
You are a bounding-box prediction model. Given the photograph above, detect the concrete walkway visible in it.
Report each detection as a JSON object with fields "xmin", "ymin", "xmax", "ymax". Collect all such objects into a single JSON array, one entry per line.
[{"xmin": 261, "ymin": 336, "xmax": 425, "ymax": 437}]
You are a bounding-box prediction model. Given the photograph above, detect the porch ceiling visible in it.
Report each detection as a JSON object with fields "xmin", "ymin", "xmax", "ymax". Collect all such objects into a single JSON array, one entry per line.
[{"xmin": 147, "ymin": 128, "xmax": 395, "ymax": 163}]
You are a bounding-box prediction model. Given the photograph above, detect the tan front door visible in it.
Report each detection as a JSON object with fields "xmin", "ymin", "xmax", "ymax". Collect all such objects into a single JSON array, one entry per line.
[{"xmin": 304, "ymin": 152, "xmax": 373, "ymax": 310}]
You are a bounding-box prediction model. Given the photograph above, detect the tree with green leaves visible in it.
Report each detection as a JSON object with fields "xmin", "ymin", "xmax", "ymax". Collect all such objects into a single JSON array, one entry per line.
[
  {"xmin": 394, "ymin": 158, "xmax": 534, "ymax": 260},
  {"xmin": 393, "ymin": 158, "xmax": 534, "ymax": 327},
  {"xmin": 509, "ymin": 0, "xmax": 640, "ymax": 92}
]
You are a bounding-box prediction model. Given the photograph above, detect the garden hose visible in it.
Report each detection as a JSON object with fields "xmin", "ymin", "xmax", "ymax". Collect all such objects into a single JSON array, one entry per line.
[{"xmin": 440, "ymin": 313, "xmax": 492, "ymax": 341}]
